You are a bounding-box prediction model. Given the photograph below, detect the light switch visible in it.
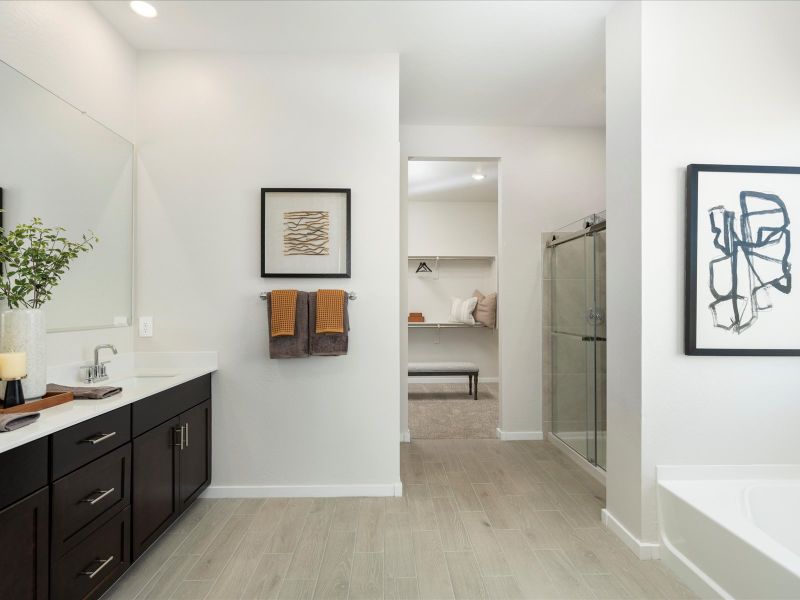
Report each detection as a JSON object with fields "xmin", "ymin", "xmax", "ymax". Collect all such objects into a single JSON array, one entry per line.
[{"xmin": 139, "ymin": 316, "xmax": 153, "ymax": 337}]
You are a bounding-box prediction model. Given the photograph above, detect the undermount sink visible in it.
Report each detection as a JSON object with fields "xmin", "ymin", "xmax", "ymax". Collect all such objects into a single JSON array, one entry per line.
[{"xmin": 112, "ymin": 374, "xmax": 179, "ymax": 388}]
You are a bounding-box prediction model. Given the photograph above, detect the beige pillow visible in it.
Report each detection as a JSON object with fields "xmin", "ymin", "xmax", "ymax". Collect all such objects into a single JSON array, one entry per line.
[{"xmin": 472, "ymin": 290, "xmax": 497, "ymax": 328}]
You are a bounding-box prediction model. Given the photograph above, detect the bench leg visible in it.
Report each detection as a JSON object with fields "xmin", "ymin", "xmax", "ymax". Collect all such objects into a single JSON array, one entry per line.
[
  {"xmin": 468, "ymin": 375, "xmax": 472, "ymax": 396},
  {"xmin": 473, "ymin": 373, "xmax": 478, "ymax": 400}
]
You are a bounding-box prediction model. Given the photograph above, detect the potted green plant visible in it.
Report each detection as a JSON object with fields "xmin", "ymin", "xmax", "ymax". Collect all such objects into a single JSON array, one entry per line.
[{"xmin": 0, "ymin": 217, "xmax": 97, "ymax": 398}]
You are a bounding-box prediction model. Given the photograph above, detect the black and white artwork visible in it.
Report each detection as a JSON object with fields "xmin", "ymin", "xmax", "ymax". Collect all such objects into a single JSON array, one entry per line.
[{"xmin": 686, "ymin": 164, "xmax": 800, "ymax": 355}]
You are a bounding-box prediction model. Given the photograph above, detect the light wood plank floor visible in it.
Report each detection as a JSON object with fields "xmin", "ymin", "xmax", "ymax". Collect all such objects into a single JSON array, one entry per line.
[{"xmin": 104, "ymin": 439, "xmax": 694, "ymax": 600}]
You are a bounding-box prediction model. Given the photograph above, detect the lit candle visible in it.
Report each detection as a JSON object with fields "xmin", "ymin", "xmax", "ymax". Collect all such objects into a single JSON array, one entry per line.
[{"xmin": 0, "ymin": 352, "xmax": 27, "ymax": 380}]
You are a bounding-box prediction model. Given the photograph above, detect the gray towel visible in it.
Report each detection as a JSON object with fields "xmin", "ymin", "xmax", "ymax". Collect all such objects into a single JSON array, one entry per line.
[
  {"xmin": 46, "ymin": 383, "xmax": 122, "ymax": 399},
  {"xmin": 308, "ymin": 292, "xmax": 349, "ymax": 356},
  {"xmin": 267, "ymin": 291, "xmax": 309, "ymax": 358},
  {"xmin": 0, "ymin": 412, "xmax": 40, "ymax": 432}
]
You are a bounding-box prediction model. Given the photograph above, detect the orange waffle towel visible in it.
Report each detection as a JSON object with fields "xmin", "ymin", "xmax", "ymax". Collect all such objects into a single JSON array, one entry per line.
[
  {"xmin": 316, "ymin": 289, "xmax": 345, "ymax": 334},
  {"xmin": 270, "ymin": 289, "xmax": 298, "ymax": 337}
]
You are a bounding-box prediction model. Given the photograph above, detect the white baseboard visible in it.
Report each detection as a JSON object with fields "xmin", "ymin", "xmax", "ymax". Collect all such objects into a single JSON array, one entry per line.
[
  {"xmin": 495, "ymin": 428, "xmax": 544, "ymax": 441},
  {"xmin": 400, "ymin": 430, "xmax": 411, "ymax": 443},
  {"xmin": 409, "ymin": 376, "xmax": 499, "ymax": 385},
  {"xmin": 203, "ymin": 482, "xmax": 403, "ymax": 498},
  {"xmin": 547, "ymin": 432, "xmax": 606, "ymax": 486},
  {"xmin": 601, "ymin": 509, "xmax": 660, "ymax": 560}
]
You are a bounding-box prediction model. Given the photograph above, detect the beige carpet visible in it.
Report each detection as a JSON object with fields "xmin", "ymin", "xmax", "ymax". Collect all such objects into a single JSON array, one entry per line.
[{"xmin": 409, "ymin": 382, "xmax": 499, "ymax": 439}]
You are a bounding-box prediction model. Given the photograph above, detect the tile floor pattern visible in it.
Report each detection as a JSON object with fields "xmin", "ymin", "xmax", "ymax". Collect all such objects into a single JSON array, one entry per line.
[
  {"xmin": 409, "ymin": 384, "xmax": 499, "ymax": 439},
  {"xmin": 104, "ymin": 440, "xmax": 695, "ymax": 600}
]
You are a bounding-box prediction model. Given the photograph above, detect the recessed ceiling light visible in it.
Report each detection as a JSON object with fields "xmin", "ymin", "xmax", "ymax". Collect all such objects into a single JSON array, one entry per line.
[
  {"xmin": 130, "ymin": 1, "xmax": 157, "ymax": 18},
  {"xmin": 472, "ymin": 172, "xmax": 485, "ymax": 181}
]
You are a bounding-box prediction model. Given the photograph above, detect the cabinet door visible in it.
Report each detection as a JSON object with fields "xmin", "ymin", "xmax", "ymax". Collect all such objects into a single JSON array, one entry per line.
[
  {"xmin": 179, "ymin": 399, "xmax": 211, "ymax": 508},
  {"xmin": 132, "ymin": 417, "xmax": 180, "ymax": 558},
  {"xmin": 0, "ymin": 487, "xmax": 48, "ymax": 600}
]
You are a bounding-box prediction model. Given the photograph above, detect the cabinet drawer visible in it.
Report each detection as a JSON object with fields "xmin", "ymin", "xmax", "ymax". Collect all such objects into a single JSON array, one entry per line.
[
  {"xmin": 53, "ymin": 507, "xmax": 130, "ymax": 600},
  {"xmin": 52, "ymin": 406, "xmax": 130, "ymax": 479},
  {"xmin": 133, "ymin": 374, "xmax": 211, "ymax": 436},
  {"xmin": 0, "ymin": 437, "xmax": 47, "ymax": 511},
  {"xmin": 52, "ymin": 443, "xmax": 131, "ymax": 554}
]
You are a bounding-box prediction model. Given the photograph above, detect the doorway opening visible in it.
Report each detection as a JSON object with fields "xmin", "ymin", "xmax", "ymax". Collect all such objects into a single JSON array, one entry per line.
[{"xmin": 406, "ymin": 158, "xmax": 499, "ymax": 438}]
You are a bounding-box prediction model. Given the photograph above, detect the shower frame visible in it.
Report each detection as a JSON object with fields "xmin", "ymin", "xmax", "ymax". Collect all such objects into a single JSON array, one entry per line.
[{"xmin": 546, "ymin": 214, "xmax": 606, "ymax": 470}]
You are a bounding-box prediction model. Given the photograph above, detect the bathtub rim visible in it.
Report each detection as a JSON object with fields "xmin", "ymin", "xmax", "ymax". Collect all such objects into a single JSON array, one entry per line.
[{"xmin": 657, "ymin": 464, "xmax": 800, "ymax": 599}]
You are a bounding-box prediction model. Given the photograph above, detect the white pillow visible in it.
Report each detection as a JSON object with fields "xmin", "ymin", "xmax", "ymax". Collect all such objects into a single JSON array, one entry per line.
[{"xmin": 450, "ymin": 296, "xmax": 478, "ymax": 324}]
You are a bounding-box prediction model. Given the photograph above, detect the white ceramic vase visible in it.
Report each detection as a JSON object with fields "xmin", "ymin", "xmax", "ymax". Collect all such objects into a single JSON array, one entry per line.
[{"xmin": 0, "ymin": 308, "xmax": 46, "ymax": 399}]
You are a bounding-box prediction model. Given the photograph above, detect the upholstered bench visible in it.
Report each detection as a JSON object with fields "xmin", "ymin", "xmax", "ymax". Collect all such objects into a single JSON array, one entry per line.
[{"xmin": 408, "ymin": 361, "xmax": 480, "ymax": 400}]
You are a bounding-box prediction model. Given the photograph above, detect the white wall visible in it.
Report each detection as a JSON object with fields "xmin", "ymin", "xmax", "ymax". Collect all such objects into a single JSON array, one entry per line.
[
  {"xmin": 606, "ymin": 0, "xmax": 800, "ymax": 545},
  {"xmin": 0, "ymin": 0, "xmax": 136, "ymax": 366},
  {"xmin": 401, "ymin": 126, "xmax": 605, "ymax": 438},
  {"xmin": 604, "ymin": 0, "xmax": 645, "ymax": 546},
  {"xmin": 136, "ymin": 51, "xmax": 401, "ymax": 494},
  {"xmin": 409, "ymin": 200, "xmax": 498, "ymax": 257}
]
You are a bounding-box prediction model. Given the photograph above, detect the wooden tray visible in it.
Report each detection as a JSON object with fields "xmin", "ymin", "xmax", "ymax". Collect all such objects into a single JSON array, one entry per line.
[{"xmin": 0, "ymin": 391, "xmax": 74, "ymax": 414}]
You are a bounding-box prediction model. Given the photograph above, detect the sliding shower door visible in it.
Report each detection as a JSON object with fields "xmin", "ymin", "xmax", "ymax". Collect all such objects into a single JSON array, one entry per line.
[{"xmin": 550, "ymin": 216, "xmax": 605, "ymax": 468}]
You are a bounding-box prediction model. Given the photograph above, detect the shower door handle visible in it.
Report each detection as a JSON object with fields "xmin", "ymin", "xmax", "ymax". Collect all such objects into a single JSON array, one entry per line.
[{"xmin": 586, "ymin": 308, "xmax": 605, "ymax": 325}]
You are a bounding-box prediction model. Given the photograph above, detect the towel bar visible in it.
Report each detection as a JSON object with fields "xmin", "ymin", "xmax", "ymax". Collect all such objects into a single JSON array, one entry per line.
[{"xmin": 260, "ymin": 291, "xmax": 357, "ymax": 301}]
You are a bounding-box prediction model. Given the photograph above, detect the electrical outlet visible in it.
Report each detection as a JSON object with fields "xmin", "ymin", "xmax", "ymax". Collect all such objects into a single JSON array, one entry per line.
[{"xmin": 139, "ymin": 316, "xmax": 153, "ymax": 337}]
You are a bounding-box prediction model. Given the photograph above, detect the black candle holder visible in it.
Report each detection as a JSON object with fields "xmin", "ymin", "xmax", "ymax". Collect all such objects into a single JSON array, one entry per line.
[{"xmin": 3, "ymin": 378, "xmax": 25, "ymax": 409}]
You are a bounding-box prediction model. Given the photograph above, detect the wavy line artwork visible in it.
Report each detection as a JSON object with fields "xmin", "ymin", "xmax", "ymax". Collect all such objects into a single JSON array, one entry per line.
[
  {"xmin": 283, "ymin": 210, "xmax": 330, "ymax": 256},
  {"xmin": 708, "ymin": 191, "xmax": 792, "ymax": 333}
]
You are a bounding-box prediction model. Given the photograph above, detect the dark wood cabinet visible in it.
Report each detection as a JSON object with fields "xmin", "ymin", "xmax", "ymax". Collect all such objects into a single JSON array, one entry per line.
[
  {"xmin": 52, "ymin": 507, "xmax": 130, "ymax": 600},
  {"xmin": 132, "ymin": 391, "xmax": 212, "ymax": 559},
  {"xmin": 52, "ymin": 443, "xmax": 131, "ymax": 556},
  {"xmin": 51, "ymin": 406, "xmax": 131, "ymax": 480},
  {"xmin": 0, "ymin": 373, "xmax": 212, "ymax": 597},
  {"xmin": 132, "ymin": 375, "xmax": 211, "ymax": 437},
  {"xmin": 132, "ymin": 417, "xmax": 180, "ymax": 558},
  {"xmin": 0, "ymin": 487, "xmax": 49, "ymax": 600},
  {"xmin": 179, "ymin": 399, "xmax": 211, "ymax": 508}
]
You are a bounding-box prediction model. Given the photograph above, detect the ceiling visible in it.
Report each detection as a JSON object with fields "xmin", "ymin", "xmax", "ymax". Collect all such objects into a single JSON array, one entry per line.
[
  {"xmin": 408, "ymin": 160, "xmax": 498, "ymax": 203},
  {"xmin": 93, "ymin": 0, "xmax": 613, "ymax": 127}
]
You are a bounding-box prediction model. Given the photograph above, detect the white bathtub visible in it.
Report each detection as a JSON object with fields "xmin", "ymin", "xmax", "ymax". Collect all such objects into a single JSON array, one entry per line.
[{"xmin": 657, "ymin": 465, "xmax": 800, "ymax": 599}]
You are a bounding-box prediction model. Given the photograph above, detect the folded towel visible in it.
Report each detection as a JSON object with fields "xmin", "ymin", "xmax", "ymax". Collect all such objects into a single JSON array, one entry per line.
[
  {"xmin": 46, "ymin": 383, "xmax": 122, "ymax": 399},
  {"xmin": 316, "ymin": 289, "xmax": 346, "ymax": 334},
  {"xmin": 270, "ymin": 289, "xmax": 298, "ymax": 337},
  {"xmin": 268, "ymin": 291, "xmax": 309, "ymax": 358},
  {"xmin": 309, "ymin": 292, "xmax": 349, "ymax": 356},
  {"xmin": 0, "ymin": 412, "xmax": 40, "ymax": 432}
]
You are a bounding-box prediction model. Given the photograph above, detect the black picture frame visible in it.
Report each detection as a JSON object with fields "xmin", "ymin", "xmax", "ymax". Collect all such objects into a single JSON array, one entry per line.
[
  {"xmin": 686, "ymin": 163, "xmax": 800, "ymax": 356},
  {"xmin": 261, "ymin": 187, "xmax": 351, "ymax": 278}
]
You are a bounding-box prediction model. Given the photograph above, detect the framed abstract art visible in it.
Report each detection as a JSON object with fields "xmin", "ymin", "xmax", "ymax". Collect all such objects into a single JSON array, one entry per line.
[
  {"xmin": 686, "ymin": 164, "xmax": 800, "ymax": 355},
  {"xmin": 261, "ymin": 188, "xmax": 351, "ymax": 278}
]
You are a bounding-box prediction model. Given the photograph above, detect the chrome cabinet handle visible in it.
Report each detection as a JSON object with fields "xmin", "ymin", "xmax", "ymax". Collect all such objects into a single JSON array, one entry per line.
[
  {"xmin": 184, "ymin": 423, "xmax": 189, "ymax": 448},
  {"xmin": 81, "ymin": 431, "xmax": 116, "ymax": 445},
  {"xmin": 172, "ymin": 425, "xmax": 185, "ymax": 450},
  {"xmin": 80, "ymin": 555, "xmax": 114, "ymax": 579},
  {"xmin": 81, "ymin": 488, "xmax": 115, "ymax": 505}
]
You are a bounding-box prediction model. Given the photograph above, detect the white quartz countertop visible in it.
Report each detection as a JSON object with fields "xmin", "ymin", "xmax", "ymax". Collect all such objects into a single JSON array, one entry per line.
[{"xmin": 0, "ymin": 352, "xmax": 218, "ymax": 455}]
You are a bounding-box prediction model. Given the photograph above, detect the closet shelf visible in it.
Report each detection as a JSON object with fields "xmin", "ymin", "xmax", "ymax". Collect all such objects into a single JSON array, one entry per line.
[
  {"xmin": 408, "ymin": 322, "xmax": 488, "ymax": 329},
  {"xmin": 408, "ymin": 255, "xmax": 495, "ymax": 261}
]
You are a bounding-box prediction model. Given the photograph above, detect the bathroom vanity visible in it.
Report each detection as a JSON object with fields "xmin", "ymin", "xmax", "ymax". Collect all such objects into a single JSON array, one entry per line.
[{"xmin": 0, "ymin": 368, "xmax": 214, "ymax": 600}]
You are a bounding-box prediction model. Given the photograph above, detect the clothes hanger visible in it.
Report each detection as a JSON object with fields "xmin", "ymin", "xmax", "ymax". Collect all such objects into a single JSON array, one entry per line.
[{"xmin": 416, "ymin": 261, "xmax": 433, "ymax": 273}]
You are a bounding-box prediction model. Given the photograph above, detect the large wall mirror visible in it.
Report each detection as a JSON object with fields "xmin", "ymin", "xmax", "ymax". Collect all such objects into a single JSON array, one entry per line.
[{"xmin": 0, "ymin": 61, "xmax": 133, "ymax": 332}]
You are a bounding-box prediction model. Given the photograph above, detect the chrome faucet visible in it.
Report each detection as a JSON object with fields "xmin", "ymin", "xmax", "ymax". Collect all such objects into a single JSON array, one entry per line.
[{"xmin": 82, "ymin": 344, "xmax": 118, "ymax": 384}]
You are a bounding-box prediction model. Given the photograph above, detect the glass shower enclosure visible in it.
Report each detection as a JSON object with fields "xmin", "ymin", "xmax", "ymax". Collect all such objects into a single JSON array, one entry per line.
[{"xmin": 548, "ymin": 213, "xmax": 606, "ymax": 469}]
